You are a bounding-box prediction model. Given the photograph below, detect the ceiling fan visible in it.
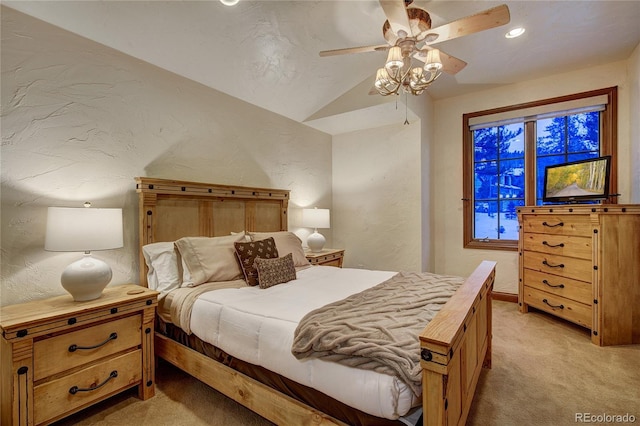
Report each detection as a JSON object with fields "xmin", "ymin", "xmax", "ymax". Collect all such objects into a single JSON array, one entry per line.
[{"xmin": 320, "ymin": 0, "xmax": 510, "ymax": 96}]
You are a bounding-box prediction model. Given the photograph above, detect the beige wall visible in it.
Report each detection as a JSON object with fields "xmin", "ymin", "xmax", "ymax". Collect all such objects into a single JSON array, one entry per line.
[
  {"xmin": 415, "ymin": 97, "xmax": 436, "ymax": 272},
  {"xmin": 432, "ymin": 60, "xmax": 637, "ymax": 294},
  {"xmin": 630, "ymin": 43, "xmax": 640, "ymax": 203},
  {"xmin": 0, "ymin": 8, "xmax": 333, "ymax": 305},
  {"xmin": 332, "ymin": 121, "xmax": 423, "ymax": 272}
]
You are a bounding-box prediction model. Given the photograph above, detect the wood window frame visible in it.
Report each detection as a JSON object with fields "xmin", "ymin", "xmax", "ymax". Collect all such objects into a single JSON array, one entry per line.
[{"xmin": 462, "ymin": 86, "xmax": 618, "ymax": 251}]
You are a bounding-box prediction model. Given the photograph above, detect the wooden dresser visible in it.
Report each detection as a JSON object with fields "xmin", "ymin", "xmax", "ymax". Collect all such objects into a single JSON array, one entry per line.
[
  {"xmin": 0, "ymin": 285, "xmax": 158, "ymax": 425},
  {"xmin": 518, "ymin": 204, "xmax": 640, "ymax": 346}
]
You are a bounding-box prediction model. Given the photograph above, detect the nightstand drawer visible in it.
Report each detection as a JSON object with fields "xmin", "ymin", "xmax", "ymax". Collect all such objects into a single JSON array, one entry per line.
[
  {"xmin": 34, "ymin": 315, "xmax": 142, "ymax": 381},
  {"xmin": 318, "ymin": 258, "xmax": 342, "ymax": 267},
  {"xmin": 305, "ymin": 249, "xmax": 344, "ymax": 267},
  {"xmin": 34, "ymin": 350, "xmax": 142, "ymax": 424}
]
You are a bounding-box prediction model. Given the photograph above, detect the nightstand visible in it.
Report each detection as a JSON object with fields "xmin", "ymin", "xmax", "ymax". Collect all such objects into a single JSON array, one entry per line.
[
  {"xmin": 0, "ymin": 284, "xmax": 158, "ymax": 426},
  {"xmin": 305, "ymin": 248, "xmax": 345, "ymax": 267}
]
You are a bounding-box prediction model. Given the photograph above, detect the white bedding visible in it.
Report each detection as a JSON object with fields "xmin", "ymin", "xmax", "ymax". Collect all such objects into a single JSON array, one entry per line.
[{"xmin": 189, "ymin": 265, "xmax": 421, "ymax": 420}]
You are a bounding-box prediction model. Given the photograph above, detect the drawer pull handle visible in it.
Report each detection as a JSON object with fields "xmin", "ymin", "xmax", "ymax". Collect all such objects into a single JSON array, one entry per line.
[
  {"xmin": 542, "ymin": 221, "xmax": 564, "ymax": 228},
  {"xmin": 542, "ymin": 241, "xmax": 565, "ymax": 248},
  {"xmin": 542, "ymin": 260, "xmax": 564, "ymax": 268},
  {"xmin": 69, "ymin": 370, "xmax": 118, "ymax": 395},
  {"xmin": 68, "ymin": 332, "xmax": 117, "ymax": 353},
  {"xmin": 542, "ymin": 299, "xmax": 564, "ymax": 309},
  {"xmin": 542, "ymin": 279, "xmax": 565, "ymax": 289}
]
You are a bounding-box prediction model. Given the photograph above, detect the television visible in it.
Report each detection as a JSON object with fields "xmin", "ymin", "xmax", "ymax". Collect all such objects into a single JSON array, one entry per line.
[{"xmin": 543, "ymin": 156, "xmax": 611, "ymax": 203}]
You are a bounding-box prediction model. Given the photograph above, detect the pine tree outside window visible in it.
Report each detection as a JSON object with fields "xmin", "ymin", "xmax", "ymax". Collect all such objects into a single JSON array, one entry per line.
[{"xmin": 462, "ymin": 87, "xmax": 617, "ymax": 251}]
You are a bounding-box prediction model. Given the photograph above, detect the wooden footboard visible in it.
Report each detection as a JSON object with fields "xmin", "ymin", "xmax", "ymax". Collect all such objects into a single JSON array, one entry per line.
[{"xmin": 420, "ymin": 260, "xmax": 496, "ymax": 426}]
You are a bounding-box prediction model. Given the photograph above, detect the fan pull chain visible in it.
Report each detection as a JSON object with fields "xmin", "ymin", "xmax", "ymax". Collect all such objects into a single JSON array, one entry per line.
[{"xmin": 404, "ymin": 92, "xmax": 410, "ymax": 125}]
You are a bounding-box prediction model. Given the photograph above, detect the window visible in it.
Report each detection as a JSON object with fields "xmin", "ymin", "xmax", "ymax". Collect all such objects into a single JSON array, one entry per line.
[{"xmin": 463, "ymin": 87, "xmax": 617, "ymax": 251}]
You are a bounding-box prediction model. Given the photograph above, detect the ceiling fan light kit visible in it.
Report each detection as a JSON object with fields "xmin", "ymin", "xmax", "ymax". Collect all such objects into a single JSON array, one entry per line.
[
  {"xmin": 320, "ymin": 1, "xmax": 511, "ymax": 97},
  {"xmin": 375, "ymin": 46, "xmax": 443, "ymax": 96}
]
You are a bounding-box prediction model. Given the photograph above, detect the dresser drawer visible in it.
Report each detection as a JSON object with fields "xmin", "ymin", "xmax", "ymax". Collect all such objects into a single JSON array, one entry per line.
[
  {"xmin": 522, "ymin": 233, "xmax": 592, "ymax": 260},
  {"xmin": 522, "ymin": 215, "xmax": 591, "ymax": 236},
  {"xmin": 34, "ymin": 315, "xmax": 142, "ymax": 381},
  {"xmin": 523, "ymin": 269, "xmax": 592, "ymax": 305},
  {"xmin": 523, "ymin": 251, "xmax": 592, "ymax": 282},
  {"xmin": 523, "ymin": 286, "xmax": 592, "ymax": 328},
  {"xmin": 34, "ymin": 350, "xmax": 142, "ymax": 424}
]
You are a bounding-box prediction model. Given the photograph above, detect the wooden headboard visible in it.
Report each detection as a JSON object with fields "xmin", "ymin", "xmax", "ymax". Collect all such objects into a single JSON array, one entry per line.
[{"xmin": 135, "ymin": 177, "xmax": 290, "ymax": 287}]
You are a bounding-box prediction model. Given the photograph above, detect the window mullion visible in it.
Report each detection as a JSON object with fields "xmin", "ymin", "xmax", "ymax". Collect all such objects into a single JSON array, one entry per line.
[{"xmin": 524, "ymin": 121, "xmax": 537, "ymax": 205}]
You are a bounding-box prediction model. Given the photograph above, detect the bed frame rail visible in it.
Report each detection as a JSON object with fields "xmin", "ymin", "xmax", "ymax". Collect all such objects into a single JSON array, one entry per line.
[
  {"xmin": 420, "ymin": 260, "xmax": 496, "ymax": 426},
  {"xmin": 156, "ymin": 334, "xmax": 345, "ymax": 425}
]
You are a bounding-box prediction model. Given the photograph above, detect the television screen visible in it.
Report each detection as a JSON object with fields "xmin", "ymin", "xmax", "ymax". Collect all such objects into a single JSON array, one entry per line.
[{"xmin": 543, "ymin": 156, "xmax": 611, "ymax": 203}]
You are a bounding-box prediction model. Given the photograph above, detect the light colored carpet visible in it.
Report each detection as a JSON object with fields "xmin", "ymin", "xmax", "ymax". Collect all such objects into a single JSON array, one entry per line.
[
  {"xmin": 54, "ymin": 301, "xmax": 640, "ymax": 425},
  {"xmin": 468, "ymin": 301, "xmax": 640, "ymax": 425}
]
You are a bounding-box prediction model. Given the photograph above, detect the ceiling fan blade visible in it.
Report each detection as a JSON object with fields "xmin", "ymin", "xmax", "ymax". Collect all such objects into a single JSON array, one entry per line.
[
  {"xmin": 379, "ymin": 0, "xmax": 412, "ymax": 37},
  {"xmin": 413, "ymin": 47, "xmax": 467, "ymax": 75},
  {"xmin": 417, "ymin": 4, "xmax": 510, "ymax": 44},
  {"xmin": 320, "ymin": 44, "xmax": 390, "ymax": 57}
]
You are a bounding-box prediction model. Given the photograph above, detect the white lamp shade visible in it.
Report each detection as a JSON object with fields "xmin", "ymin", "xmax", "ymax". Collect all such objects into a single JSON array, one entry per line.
[
  {"xmin": 45, "ymin": 207, "xmax": 123, "ymax": 252},
  {"xmin": 385, "ymin": 46, "xmax": 404, "ymax": 70},
  {"xmin": 302, "ymin": 208, "xmax": 330, "ymax": 229}
]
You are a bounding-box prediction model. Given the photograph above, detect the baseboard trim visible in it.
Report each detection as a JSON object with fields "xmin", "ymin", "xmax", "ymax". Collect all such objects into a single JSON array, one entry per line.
[{"xmin": 492, "ymin": 291, "xmax": 518, "ymax": 303}]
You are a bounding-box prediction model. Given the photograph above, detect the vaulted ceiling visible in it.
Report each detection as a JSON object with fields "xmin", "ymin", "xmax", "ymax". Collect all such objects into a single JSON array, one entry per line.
[{"xmin": 4, "ymin": 1, "xmax": 640, "ymax": 134}]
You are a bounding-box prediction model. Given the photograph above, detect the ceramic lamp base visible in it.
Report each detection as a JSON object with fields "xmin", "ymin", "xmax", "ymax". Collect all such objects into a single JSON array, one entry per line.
[
  {"xmin": 307, "ymin": 231, "xmax": 326, "ymax": 253},
  {"xmin": 61, "ymin": 254, "xmax": 112, "ymax": 301}
]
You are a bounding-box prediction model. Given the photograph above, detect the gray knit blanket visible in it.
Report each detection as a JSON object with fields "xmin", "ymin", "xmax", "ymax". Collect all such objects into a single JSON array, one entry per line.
[{"xmin": 291, "ymin": 271, "xmax": 464, "ymax": 396}]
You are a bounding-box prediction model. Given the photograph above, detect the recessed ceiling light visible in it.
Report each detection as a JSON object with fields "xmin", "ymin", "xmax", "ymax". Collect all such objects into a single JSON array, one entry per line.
[
  {"xmin": 505, "ymin": 27, "xmax": 525, "ymax": 39},
  {"xmin": 220, "ymin": 0, "xmax": 239, "ymax": 6}
]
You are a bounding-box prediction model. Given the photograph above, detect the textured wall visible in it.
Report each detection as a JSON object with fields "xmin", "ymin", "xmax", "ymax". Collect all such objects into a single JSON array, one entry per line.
[
  {"xmin": 432, "ymin": 60, "xmax": 636, "ymax": 294},
  {"xmin": 1, "ymin": 8, "xmax": 332, "ymax": 305},
  {"xmin": 630, "ymin": 44, "xmax": 640, "ymax": 204},
  {"xmin": 332, "ymin": 122, "xmax": 422, "ymax": 272}
]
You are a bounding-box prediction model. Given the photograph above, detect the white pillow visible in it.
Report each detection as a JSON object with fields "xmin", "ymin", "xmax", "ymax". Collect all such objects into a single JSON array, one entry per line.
[
  {"xmin": 142, "ymin": 242, "xmax": 181, "ymax": 298},
  {"xmin": 231, "ymin": 230, "xmax": 251, "ymax": 242}
]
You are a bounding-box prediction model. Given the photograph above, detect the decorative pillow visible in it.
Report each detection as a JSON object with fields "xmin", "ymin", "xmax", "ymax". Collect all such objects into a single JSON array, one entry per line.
[
  {"xmin": 249, "ymin": 231, "xmax": 310, "ymax": 269},
  {"xmin": 142, "ymin": 242, "xmax": 181, "ymax": 297},
  {"xmin": 234, "ymin": 237, "xmax": 279, "ymax": 286},
  {"xmin": 174, "ymin": 233, "xmax": 246, "ymax": 287},
  {"xmin": 255, "ymin": 253, "xmax": 296, "ymax": 289}
]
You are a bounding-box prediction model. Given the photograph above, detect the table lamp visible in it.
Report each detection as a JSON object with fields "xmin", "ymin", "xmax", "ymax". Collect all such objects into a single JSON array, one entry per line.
[
  {"xmin": 302, "ymin": 208, "xmax": 330, "ymax": 252},
  {"xmin": 45, "ymin": 203, "xmax": 123, "ymax": 301}
]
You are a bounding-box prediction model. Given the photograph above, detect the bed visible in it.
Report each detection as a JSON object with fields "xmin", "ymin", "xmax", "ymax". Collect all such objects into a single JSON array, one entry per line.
[{"xmin": 135, "ymin": 177, "xmax": 495, "ymax": 426}]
